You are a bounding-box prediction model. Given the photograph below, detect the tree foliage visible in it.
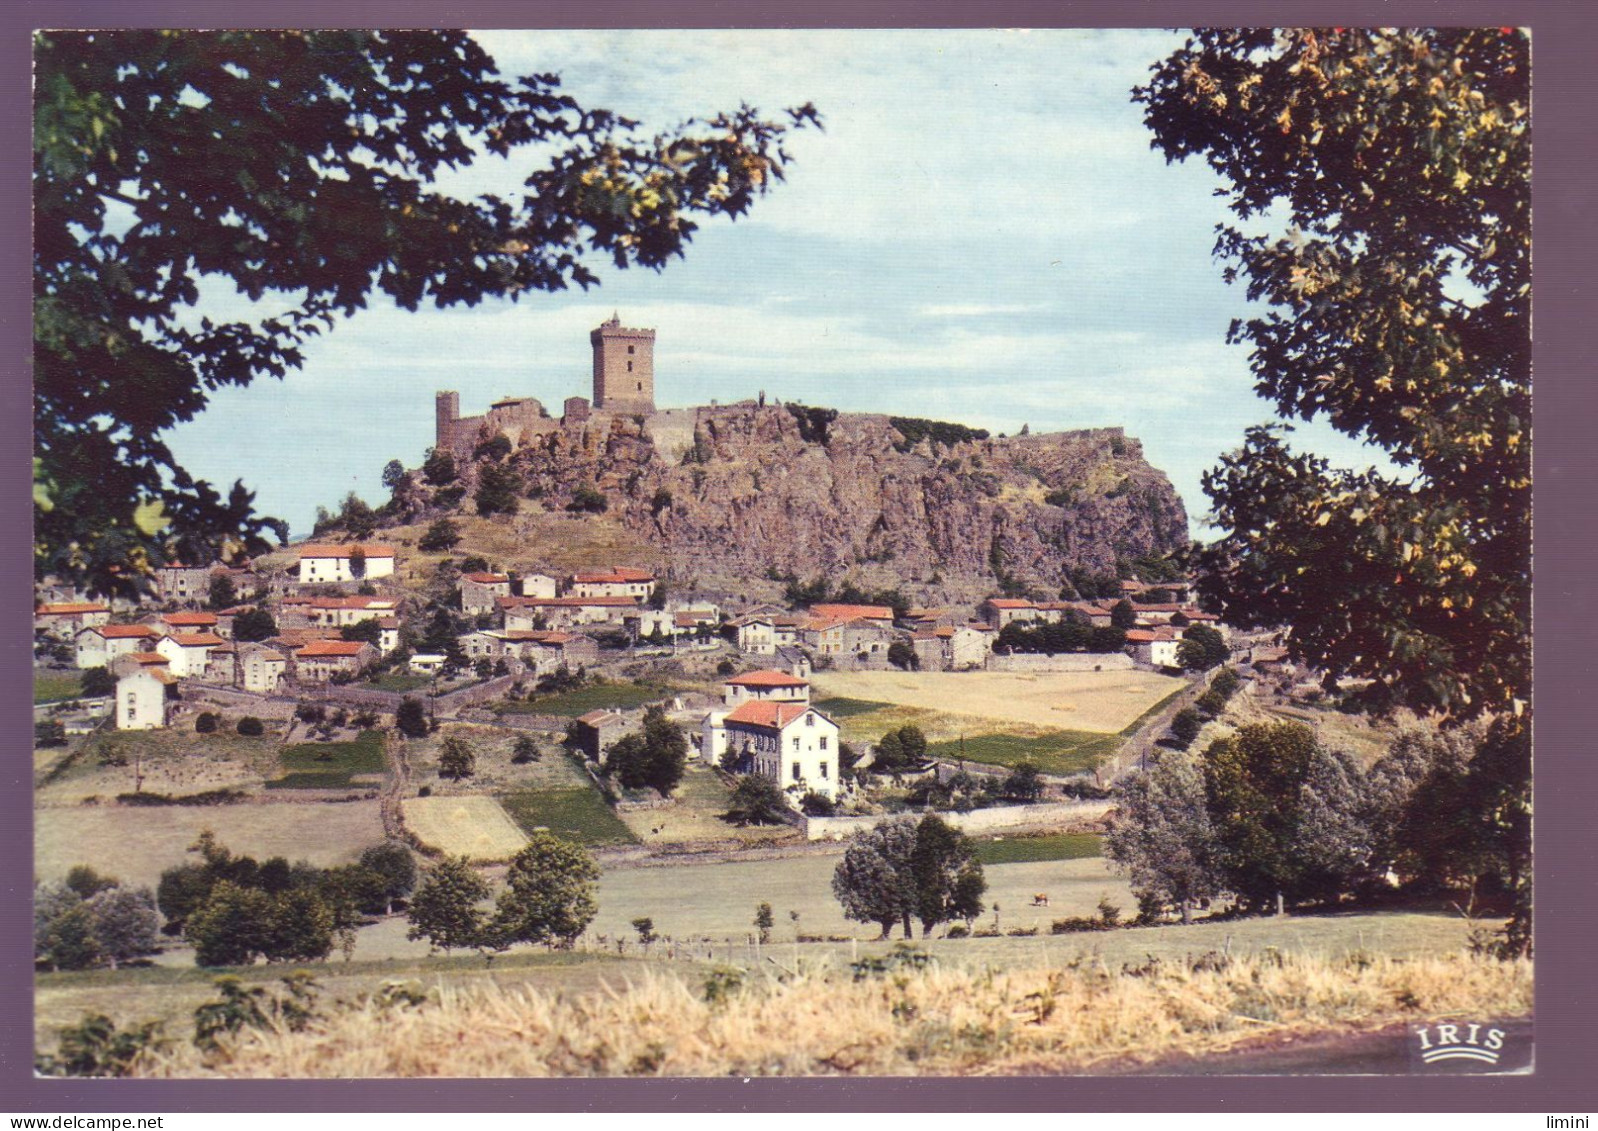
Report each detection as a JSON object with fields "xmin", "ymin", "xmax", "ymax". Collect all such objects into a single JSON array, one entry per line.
[
  {"xmin": 34, "ymin": 29, "xmax": 818, "ymax": 597},
  {"xmin": 489, "ymin": 833, "xmax": 600, "ymax": 949},
  {"xmin": 831, "ymin": 816, "xmax": 985, "ymax": 939},
  {"xmin": 726, "ymin": 774, "xmax": 790, "ymax": 826},
  {"xmin": 605, "ymin": 707, "xmax": 687, "ymax": 795},
  {"xmin": 231, "ymin": 607, "xmax": 276, "ymax": 642},
  {"xmin": 437, "ymin": 734, "xmax": 477, "ymax": 781},
  {"xmin": 474, "ymin": 463, "xmax": 523, "ymax": 517},
  {"xmin": 1104, "ymin": 750, "xmax": 1222, "ymax": 925},
  {"xmin": 1176, "ymin": 624, "xmax": 1229, "ymax": 672},
  {"xmin": 1137, "ymin": 28, "xmax": 1529, "ymax": 717},
  {"xmin": 406, "ymin": 855, "xmax": 489, "ymax": 955},
  {"xmin": 418, "ymin": 518, "xmax": 462, "ymax": 552}
]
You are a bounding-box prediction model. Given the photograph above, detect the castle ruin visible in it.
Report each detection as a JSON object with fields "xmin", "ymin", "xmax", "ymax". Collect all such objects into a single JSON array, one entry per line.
[{"xmin": 435, "ymin": 314, "xmax": 658, "ymax": 456}]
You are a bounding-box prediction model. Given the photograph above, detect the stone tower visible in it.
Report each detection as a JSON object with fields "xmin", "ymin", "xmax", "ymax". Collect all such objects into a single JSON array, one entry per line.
[
  {"xmin": 435, "ymin": 390, "xmax": 460, "ymax": 452},
  {"xmin": 591, "ymin": 313, "xmax": 656, "ymax": 414}
]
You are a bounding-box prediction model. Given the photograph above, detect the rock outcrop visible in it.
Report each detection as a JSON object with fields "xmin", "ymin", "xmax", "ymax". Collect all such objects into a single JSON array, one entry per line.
[{"xmin": 400, "ymin": 402, "xmax": 1188, "ymax": 604}]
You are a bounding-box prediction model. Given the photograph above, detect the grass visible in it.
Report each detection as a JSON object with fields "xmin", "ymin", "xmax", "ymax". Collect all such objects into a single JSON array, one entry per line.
[
  {"xmin": 263, "ymin": 772, "xmax": 357, "ymax": 791},
  {"xmin": 361, "ymin": 672, "xmax": 433, "ymax": 693},
  {"xmin": 499, "ymin": 787, "xmax": 639, "ymax": 846},
  {"xmin": 972, "ymin": 832, "xmax": 1103, "ymax": 866},
  {"xmin": 498, "ymin": 683, "xmax": 667, "ymax": 718},
  {"xmin": 813, "ymin": 696, "xmax": 893, "ymax": 719},
  {"xmin": 1116, "ymin": 682, "xmax": 1192, "ymax": 736},
  {"xmin": 34, "ymin": 672, "xmax": 85, "ymax": 704},
  {"xmin": 278, "ymin": 730, "xmax": 386, "ymax": 774},
  {"xmin": 124, "ymin": 947, "xmax": 1533, "ymax": 1077},
  {"xmin": 927, "ymin": 731, "xmax": 1119, "ymax": 776},
  {"xmin": 614, "ymin": 764, "xmax": 796, "ymax": 847},
  {"xmin": 403, "ymin": 795, "xmax": 529, "ymax": 860}
]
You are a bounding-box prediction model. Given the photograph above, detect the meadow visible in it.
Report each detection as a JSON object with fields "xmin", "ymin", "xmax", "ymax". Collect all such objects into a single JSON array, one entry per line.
[
  {"xmin": 402, "ymin": 794, "xmax": 531, "ymax": 861},
  {"xmin": 498, "ymin": 787, "xmax": 638, "ymax": 847},
  {"xmin": 496, "ymin": 682, "xmax": 668, "ymax": 717}
]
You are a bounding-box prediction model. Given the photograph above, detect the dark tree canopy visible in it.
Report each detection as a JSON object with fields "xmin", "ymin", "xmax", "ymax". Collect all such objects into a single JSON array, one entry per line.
[
  {"xmin": 1138, "ymin": 28, "xmax": 1529, "ymax": 718},
  {"xmin": 34, "ymin": 29, "xmax": 819, "ymax": 597}
]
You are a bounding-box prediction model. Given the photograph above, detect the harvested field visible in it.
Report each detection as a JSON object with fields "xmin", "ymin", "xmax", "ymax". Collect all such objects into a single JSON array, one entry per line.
[
  {"xmin": 403, "ymin": 794, "xmax": 528, "ymax": 861},
  {"xmin": 613, "ymin": 764, "xmax": 798, "ymax": 847},
  {"xmin": 810, "ymin": 669, "xmax": 1184, "ymax": 734},
  {"xmin": 34, "ymin": 801, "xmax": 385, "ymax": 889}
]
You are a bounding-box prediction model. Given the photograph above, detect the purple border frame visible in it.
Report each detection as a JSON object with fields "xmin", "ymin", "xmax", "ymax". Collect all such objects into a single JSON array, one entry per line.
[{"xmin": 6, "ymin": 0, "xmax": 1594, "ymax": 1113}]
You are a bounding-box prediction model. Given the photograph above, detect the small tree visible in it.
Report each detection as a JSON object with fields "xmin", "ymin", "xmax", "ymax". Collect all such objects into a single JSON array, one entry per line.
[
  {"xmin": 395, "ymin": 697, "xmax": 429, "ymax": 739},
  {"xmin": 727, "ymin": 775, "xmax": 791, "ymax": 826},
  {"xmin": 475, "ymin": 463, "xmax": 523, "ymax": 517},
  {"xmin": 185, "ymin": 881, "xmax": 274, "ymax": 967},
  {"xmin": 381, "ymin": 459, "xmax": 407, "ymax": 492},
  {"xmin": 1002, "ymin": 760, "xmax": 1045, "ymax": 802},
  {"xmin": 406, "ymin": 856, "xmax": 489, "ymax": 955},
  {"xmin": 1178, "ymin": 625, "xmax": 1229, "ymax": 672},
  {"xmin": 81, "ymin": 666, "xmax": 117, "ymax": 698},
  {"xmin": 606, "ymin": 707, "xmax": 688, "ymax": 795},
  {"xmin": 511, "ymin": 734, "xmax": 541, "ymax": 765},
  {"xmin": 438, "ymin": 735, "xmax": 477, "ymax": 782},
  {"xmin": 422, "ymin": 448, "xmax": 457, "ymax": 487},
  {"xmin": 631, "ymin": 917, "xmax": 656, "ymax": 947},
  {"xmin": 418, "ymin": 517, "xmax": 462, "ymax": 551},
  {"xmin": 358, "ymin": 842, "xmax": 417, "ymax": 915},
  {"xmin": 208, "ymin": 573, "xmax": 237, "ymax": 611},
  {"xmin": 236, "ymin": 717, "xmax": 264, "ymax": 737},
  {"xmin": 886, "ymin": 640, "xmax": 919, "ymax": 671},
  {"xmin": 490, "ymin": 833, "xmax": 600, "ymax": 950},
  {"xmin": 1170, "ymin": 707, "xmax": 1203, "ymax": 748},
  {"xmin": 567, "ymin": 484, "xmax": 608, "ymax": 514},
  {"xmin": 1110, "ymin": 599, "xmax": 1137, "ymax": 630},
  {"xmin": 754, "ymin": 902, "xmax": 774, "ymax": 944},
  {"xmin": 232, "ymin": 608, "xmax": 277, "ymax": 642},
  {"xmin": 1104, "ymin": 750, "xmax": 1223, "ymax": 925},
  {"xmin": 831, "ymin": 819, "xmax": 919, "ymax": 939},
  {"xmin": 262, "ymin": 888, "xmax": 336, "ymax": 963},
  {"xmin": 341, "ymin": 619, "xmax": 383, "ymax": 645}
]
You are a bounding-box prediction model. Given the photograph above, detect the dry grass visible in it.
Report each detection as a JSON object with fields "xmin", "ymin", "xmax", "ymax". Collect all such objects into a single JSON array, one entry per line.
[
  {"xmin": 131, "ymin": 949, "xmax": 1532, "ymax": 1077},
  {"xmin": 402, "ymin": 795, "xmax": 528, "ymax": 861},
  {"xmin": 810, "ymin": 670, "xmax": 1184, "ymax": 734},
  {"xmin": 614, "ymin": 764, "xmax": 798, "ymax": 847},
  {"xmin": 34, "ymin": 802, "xmax": 385, "ymax": 889}
]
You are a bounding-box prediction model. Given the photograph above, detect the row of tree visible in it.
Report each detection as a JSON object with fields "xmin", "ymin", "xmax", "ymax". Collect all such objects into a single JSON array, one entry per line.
[{"xmin": 1105, "ymin": 717, "xmax": 1530, "ymax": 930}]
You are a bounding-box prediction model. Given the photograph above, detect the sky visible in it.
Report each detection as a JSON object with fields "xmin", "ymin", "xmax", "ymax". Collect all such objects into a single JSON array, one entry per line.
[{"xmin": 164, "ymin": 28, "xmax": 1393, "ymax": 542}]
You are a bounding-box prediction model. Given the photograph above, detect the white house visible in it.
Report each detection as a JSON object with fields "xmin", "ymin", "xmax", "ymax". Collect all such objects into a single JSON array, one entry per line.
[
  {"xmin": 722, "ymin": 700, "xmax": 841, "ymax": 802},
  {"xmin": 1125, "ymin": 627, "xmax": 1182, "ymax": 668},
  {"xmin": 568, "ymin": 567, "xmax": 655, "ymax": 601},
  {"xmin": 409, "ymin": 653, "xmax": 448, "ymax": 675},
  {"xmin": 520, "ymin": 572, "xmax": 560, "ymax": 600},
  {"xmin": 112, "ymin": 654, "xmax": 175, "ymax": 730},
  {"xmin": 307, "ymin": 595, "xmax": 398, "ymax": 627},
  {"xmin": 206, "ymin": 643, "xmax": 289, "ymax": 694},
  {"xmin": 722, "ymin": 669, "xmax": 811, "ymax": 707},
  {"xmin": 75, "ymin": 624, "xmax": 160, "ymax": 669},
  {"xmin": 155, "ymin": 632, "xmax": 226, "ymax": 677},
  {"xmin": 736, "ymin": 614, "xmax": 805, "ymax": 654},
  {"xmin": 295, "ymin": 543, "xmax": 396, "ymax": 583}
]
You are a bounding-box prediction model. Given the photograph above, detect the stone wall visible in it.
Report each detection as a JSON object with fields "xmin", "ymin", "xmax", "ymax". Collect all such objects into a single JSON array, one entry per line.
[
  {"xmin": 984, "ymin": 651, "xmax": 1134, "ymax": 673},
  {"xmin": 802, "ymin": 799, "xmax": 1111, "ymax": 841}
]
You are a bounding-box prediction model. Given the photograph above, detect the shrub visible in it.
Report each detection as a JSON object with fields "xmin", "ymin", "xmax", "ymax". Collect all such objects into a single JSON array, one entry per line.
[
  {"xmin": 236, "ymin": 717, "xmax": 265, "ymax": 737},
  {"xmin": 195, "ymin": 712, "xmax": 219, "ymax": 734},
  {"xmin": 35, "ymin": 719, "xmax": 68, "ymax": 748},
  {"xmin": 944, "ymin": 923, "xmax": 970, "ymax": 939},
  {"xmin": 567, "ymin": 484, "xmax": 608, "ymax": 514},
  {"xmin": 35, "ymin": 1014, "xmax": 167, "ymax": 1077},
  {"xmin": 799, "ymin": 791, "xmax": 835, "ymax": 816}
]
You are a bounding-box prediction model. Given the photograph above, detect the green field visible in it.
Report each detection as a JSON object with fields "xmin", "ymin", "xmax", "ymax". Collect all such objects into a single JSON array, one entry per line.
[
  {"xmin": 361, "ymin": 672, "xmax": 433, "ymax": 693},
  {"xmin": 500, "ymin": 787, "xmax": 639, "ymax": 846},
  {"xmin": 268, "ymin": 729, "xmax": 386, "ymax": 787},
  {"xmin": 927, "ymin": 731, "xmax": 1120, "ymax": 776},
  {"xmin": 973, "ymin": 833, "xmax": 1103, "ymax": 866},
  {"xmin": 812, "ymin": 696, "xmax": 892, "ymax": 719},
  {"xmin": 34, "ymin": 673, "xmax": 85, "ymax": 704},
  {"xmin": 499, "ymin": 683, "xmax": 667, "ymax": 718}
]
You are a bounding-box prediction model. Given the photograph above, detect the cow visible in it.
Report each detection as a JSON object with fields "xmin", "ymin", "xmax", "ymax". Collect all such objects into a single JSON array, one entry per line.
[{"xmin": 1031, "ymin": 893, "xmax": 1049, "ymax": 907}]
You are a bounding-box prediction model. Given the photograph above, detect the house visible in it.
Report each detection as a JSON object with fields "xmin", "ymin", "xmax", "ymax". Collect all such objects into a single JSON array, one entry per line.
[
  {"xmin": 112, "ymin": 654, "xmax": 177, "ymax": 730},
  {"xmin": 501, "ymin": 595, "xmax": 638, "ymax": 631},
  {"xmin": 800, "ymin": 615, "xmax": 899, "ymax": 668},
  {"xmin": 911, "ymin": 628, "xmax": 952, "ymax": 671},
  {"xmin": 295, "ymin": 543, "xmax": 397, "ymax": 583},
  {"xmin": 722, "ymin": 669, "xmax": 811, "ymax": 707},
  {"xmin": 35, "ymin": 602, "xmax": 111, "ymax": 641},
  {"xmin": 569, "ymin": 567, "xmax": 655, "ymax": 601},
  {"xmin": 377, "ymin": 617, "xmax": 402, "ymax": 655},
  {"xmin": 75, "ymin": 624, "xmax": 160, "ymax": 669},
  {"xmin": 459, "ymin": 572, "xmax": 513, "ymax": 616},
  {"xmin": 978, "ymin": 598, "xmax": 1040, "ymax": 630},
  {"xmin": 155, "ymin": 632, "xmax": 226, "ymax": 677},
  {"xmin": 458, "ymin": 629, "xmax": 597, "ymax": 674},
  {"xmin": 292, "ymin": 639, "xmax": 378, "ymax": 681},
  {"xmin": 721, "ymin": 700, "xmax": 841, "ymax": 802},
  {"xmin": 1125, "ymin": 627, "xmax": 1182, "ymax": 668},
  {"xmin": 213, "ymin": 605, "xmax": 257, "ymax": 640},
  {"xmin": 519, "ymin": 573, "xmax": 561, "ymax": 600},
  {"xmin": 1061, "ymin": 600, "xmax": 1115, "ymax": 628},
  {"xmin": 735, "ymin": 614, "xmax": 806, "ymax": 654},
  {"xmin": 573, "ymin": 709, "xmax": 627, "ymax": 763},
  {"xmin": 772, "ymin": 646, "xmax": 814, "ymax": 681},
  {"xmin": 409, "ymin": 653, "xmax": 449, "ymax": 675},
  {"xmin": 153, "ymin": 562, "xmax": 214, "ymax": 604},
  {"xmin": 204, "ymin": 643, "xmax": 288, "ymax": 694},
  {"xmin": 307, "ymin": 595, "xmax": 398, "ymax": 628}
]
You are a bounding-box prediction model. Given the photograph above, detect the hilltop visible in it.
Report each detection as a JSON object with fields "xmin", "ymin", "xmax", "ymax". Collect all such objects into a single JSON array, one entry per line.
[{"xmin": 376, "ymin": 400, "xmax": 1187, "ymax": 606}]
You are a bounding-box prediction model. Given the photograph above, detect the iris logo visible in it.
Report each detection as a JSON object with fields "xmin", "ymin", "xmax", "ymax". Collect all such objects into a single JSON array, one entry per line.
[{"xmin": 1414, "ymin": 1021, "xmax": 1507, "ymax": 1065}]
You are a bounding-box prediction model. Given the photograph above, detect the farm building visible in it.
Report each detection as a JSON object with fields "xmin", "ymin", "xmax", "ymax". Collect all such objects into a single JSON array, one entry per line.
[{"xmin": 295, "ymin": 543, "xmax": 396, "ymax": 583}]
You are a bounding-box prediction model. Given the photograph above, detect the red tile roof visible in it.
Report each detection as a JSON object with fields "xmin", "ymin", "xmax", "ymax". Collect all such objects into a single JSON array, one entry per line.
[
  {"xmin": 164, "ymin": 612, "xmax": 219, "ymax": 626},
  {"xmin": 810, "ymin": 603, "xmax": 894, "ymax": 621},
  {"xmin": 310, "ymin": 596, "xmax": 396, "ymax": 610},
  {"xmin": 1125, "ymin": 627, "xmax": 1180, "ymax": 643},
  {"xmin": 296, "ymin": 543, "xmax": 396, "ymax": 560},
  {"xmin": 572, "ymin": 567, "xmax": 655, "ymax": 584},
  {"xmin": 95, "ymin": 625, "xmax": 159, "ymax": 639},
  {"xmin": 462, "ymin": 572, "xmax": 510, "ymax": 584},
  {"xmin": 168, "ymin": 633, "xmax": 225, "ymax": 647},
  {"xmin": 577, "ymin": 709, "xmax": 625, "ymax": 727},
  {"xmin": 37, "ymin": 603, "xmax": 109, "ymax": 615},
  {"xmin": 723, "ymin": 700, "xmax": 817, "ymax": 730},
  {"xmin": 726, "ymin": 669, "xmax": 809, "ymax": 688},
  {"xmin": 517, "ymin": 596, "xmax": 639, "ymax": 608},
  {"xmin": 982, "ymin": 599, "xmax": 1037, "ymax": 610},
  {"xmin": 125, "ymin": 652, "xmax": 171, "ymax": 666},
  {"xmin": 296, "ymin": 640, "xmax": 372, "ymax": 658}
]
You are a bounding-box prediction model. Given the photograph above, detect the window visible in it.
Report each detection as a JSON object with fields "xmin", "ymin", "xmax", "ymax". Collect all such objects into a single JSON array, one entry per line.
[
  {"xmin": 819, "ymin": 736, "xmax": 828, "ymax": 750},
  {"xmin": 792, "ymin": 761, "xmax": 802, "ymax": 781},
  {"xmin": 819, "ymin": 761, "xmax": 828, "ymax": 779},
  {"xmin": 792, "ymin": 735, "xmax": 801, "ymax": 750},
  {"xmin": 627, "ymin": 360, "xmax": 633, "ymax": 372},
  {"xmin": 805, "ymin": 714, "xmax": 815, "ymax": 726},
  {"xmin": 628, "ymin": 345, "xmax": 636, "ymax": 355}
]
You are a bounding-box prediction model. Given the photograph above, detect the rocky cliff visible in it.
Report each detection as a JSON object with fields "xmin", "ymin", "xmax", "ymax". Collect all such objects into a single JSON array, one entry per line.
[{"xmin": 399, "ymin": 402, "xmax": 1188, "ymax": 604}]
